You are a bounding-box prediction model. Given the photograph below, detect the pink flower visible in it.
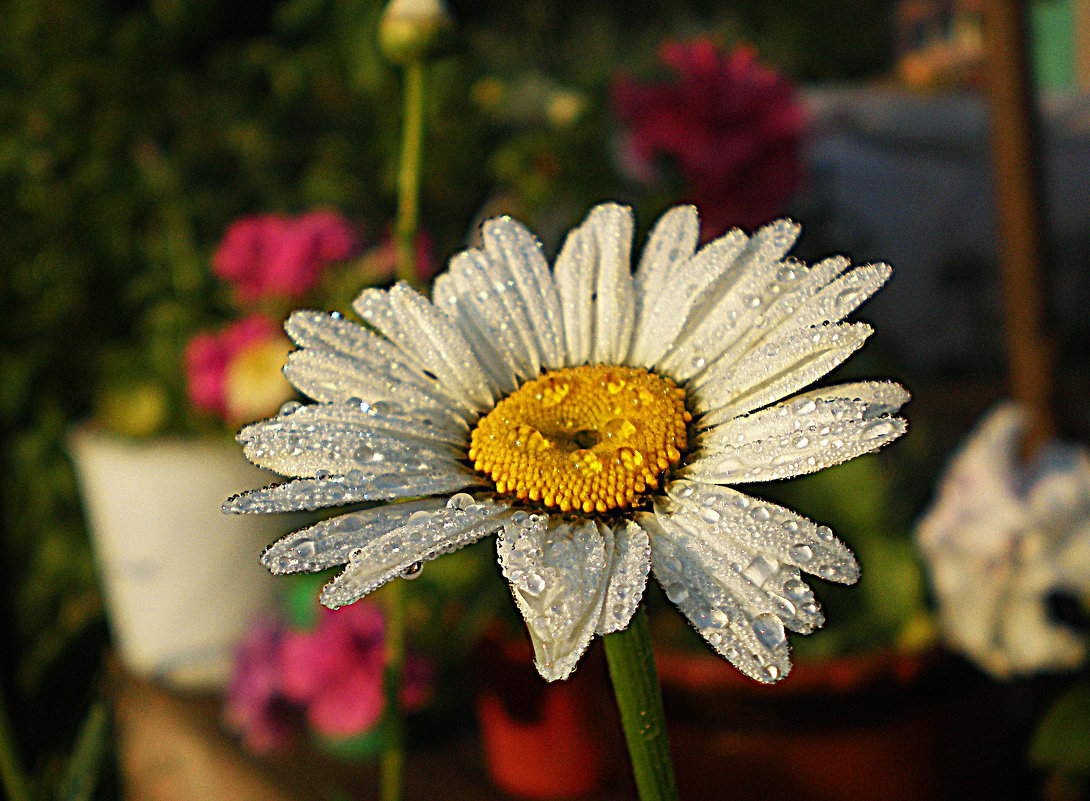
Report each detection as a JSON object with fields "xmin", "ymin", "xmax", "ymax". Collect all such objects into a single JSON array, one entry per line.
[
  {"xmin": 183, "ymin": 314, "xmax": 293, "ymax": 424},
  {"xmin": 278, "ymin": 603, "xmax": 431, "ymax": 741},
  {"xmin": 213, "ymin": 210, "xmax": 361, "ymax": 303},
  {"xmin": 223, "ymin": 619, "xmax": 297, "ymax": 755},
  {"xmin": 613, "ymin": 39, "xmax": 807, "ymax": 239}
]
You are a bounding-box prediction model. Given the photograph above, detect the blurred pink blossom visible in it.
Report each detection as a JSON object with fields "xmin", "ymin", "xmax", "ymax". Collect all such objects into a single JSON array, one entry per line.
[
  {"xmin": 279, "ymin": 603, "xmax": 431, "ymax": 740},
  {"xmin": 224, "ymin": 602, "xmax": 432, "ymax": 754},
  {"xmin": 213, "ymin": 210, "xmax": 361, "ymax": 303},
  {"xmin": 183, "ymin": 314, "xmax": 292, "ymax": 424},
  {"xmin": 613, "ymin": 39, "xmax": 807, "ymax": 239},
  {"xmin": 223, "ymin": 618, "xmax": 297, "ymax": 755}
]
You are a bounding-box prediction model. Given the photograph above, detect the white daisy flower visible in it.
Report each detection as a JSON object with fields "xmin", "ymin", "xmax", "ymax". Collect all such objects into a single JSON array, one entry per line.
[{"xmin": 225, "ymin": 203, "xmax": 908, "ymax": 684}]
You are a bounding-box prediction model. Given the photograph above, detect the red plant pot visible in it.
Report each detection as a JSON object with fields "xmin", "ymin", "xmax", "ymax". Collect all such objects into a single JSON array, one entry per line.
[{"xmin": 473, "ymin": 633, "xmax": 621, "ymax": 799}]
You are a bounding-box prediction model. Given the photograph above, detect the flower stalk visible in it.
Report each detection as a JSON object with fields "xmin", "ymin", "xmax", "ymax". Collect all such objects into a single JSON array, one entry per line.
[
  {"xmin": 380, "ymin": 580, "xmax": 407, "ymax": 801},
  {"xmin": 394, "ymin": 60, "xmax": 426, "ymax": 289},
  {"xmin": 602, "ymin": 606, "xmax": 680, "ymax": 801},
  {"xmin": 380, "ymin": 13, "xmax": 437, "ymax": 797}
]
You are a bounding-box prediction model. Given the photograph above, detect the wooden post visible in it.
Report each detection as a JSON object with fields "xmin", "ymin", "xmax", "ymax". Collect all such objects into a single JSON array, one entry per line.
[{"xmin": 981, "ymin": 0, "xmax": 1058, "ymax": 454}]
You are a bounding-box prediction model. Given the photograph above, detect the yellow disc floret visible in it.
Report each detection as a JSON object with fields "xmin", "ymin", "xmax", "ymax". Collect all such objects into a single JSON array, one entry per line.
[{"xmin": 469, "ymin": 365, "xmax": 690, "ymax": 514}]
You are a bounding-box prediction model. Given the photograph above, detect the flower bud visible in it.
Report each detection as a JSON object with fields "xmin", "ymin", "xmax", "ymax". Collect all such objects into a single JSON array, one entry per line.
[{"xmin": 378, "ymin": 0, "xmax": 456, "ymax": 65}]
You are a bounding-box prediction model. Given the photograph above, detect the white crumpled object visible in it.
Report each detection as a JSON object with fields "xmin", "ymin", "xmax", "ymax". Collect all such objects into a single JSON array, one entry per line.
[{"xmin": 916, "ymin": 402, "xmax": 1090, "ymax": 678}]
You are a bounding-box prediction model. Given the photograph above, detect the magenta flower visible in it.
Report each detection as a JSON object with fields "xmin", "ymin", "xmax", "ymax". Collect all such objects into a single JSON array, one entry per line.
[
  {"xmin": 613, "ymin": 39, "xmax": 807, "ymax": 239},
  {"xmin": 224, "ymin": 602, "xmax": 432, "ymax": 754},
  {"xmin": 223, "ymin": 618, "xmax": 297, "ymax": 755},
  {"xmin": 183, "ymin": 314, "xmax": 293, "ymax": 424},
  {"xmin": 278, "ymin": 603, "xmax": 432, "ymax": 741},
  {"xmin": 213, "ymin": 211, "xmax": 361, "ymax": 303}
]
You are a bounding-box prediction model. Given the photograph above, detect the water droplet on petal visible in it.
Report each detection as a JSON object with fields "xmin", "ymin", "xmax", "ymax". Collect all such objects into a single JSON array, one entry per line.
[
  {"xmin": 665, "ymin": 582, "xmax": 689, "ymax": 604},
  {"xmin": 789, "ymin": 543, "xmax": 814, "ymax": 563},
  {"xmin": 752, "ymin": 613, "xmax": 786, "ymax": 649},
  {"xmin": 401, "ymin": 561, "xmax": 424, "ymax": 580}
]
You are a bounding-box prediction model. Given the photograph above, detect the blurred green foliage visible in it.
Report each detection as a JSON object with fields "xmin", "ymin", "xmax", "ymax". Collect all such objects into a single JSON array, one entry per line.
[{"xmin": 0, "ymin": 0, "xmax": 897, "ymax": 797}]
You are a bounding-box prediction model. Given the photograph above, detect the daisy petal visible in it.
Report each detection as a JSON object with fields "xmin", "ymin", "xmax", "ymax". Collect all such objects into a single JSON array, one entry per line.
[
  {"xmin": 685, "ymin": 381, "xmax": 910, "ymax": 483},
  {"xmin": 498, "ymin": 514, "xmax": 610, "ymax": 681},
  {"xmin": 665, "ymin": 480, "xmax": 860, "ymax": 583},
  {"xmin": 629, "ymin": 227, "xmax": 749, "ymax": 368},
  {"xmin": 554, "ymin": 219, "xmax": 596, "ymax": 365},
  {"xmin": 632, "ymin": 204, "xmax": 699, "ymax": 302},
  {"xmin": 587, "ymin": 203, "xmax": 637, "ymax": 365},
  {"xmin": 690, "ymin": 254, "xmax": 855, "ymax": 375},
  {"xmin": 629, "ymin": 205, "xmax": 700, "ymax": 363},
  {"xmin": 432, "ymin": 271, "xmax": 521, "ymax": 395},
  {"xmin": 223, "ymin": 468, "xmax": 485, "ymax": 514},
  {"xmin": 261, "ymin": 498, "xmax": 448, "ymax": 573},
  {"xmin": 651, "ymin": 500, "xmax": 826, "ymax": 634},
  {"xmin": 386, "ymin": 283, "xmax": 495, "ymax": 410},
  {"xmin": 482, "ymin": 216, "xmax": 566, "ymax": 369},
  {"xmin": 657, "ymin": 219, "xmax": 801, "ymax": 382},
  {"xmin": 640, "ymin": 512, "xmax": 791, "ymax": 684},
  {"xmin": 237, "ymin": 404, "xmax": 464, "ymax": 478},
  {"xmin": 787, "ymin": 262, "xmax": 892, "ymax": 331},
  {"xmin": 319, "ymin": 497, "xmax": 514, "ymax": 608},
  {"xmin": 353, "ymin": 285, "xmax": 492, "ymax": 411},
  {"xmin": 283, "ymin": 311, "xmax": 469, "ymax": 422},
  {"xmin": 596, "ymin": 520, "xmax": 651, "ymax": 635},
  {"xmin": 283, "ymin": 348, "xmax": 468, "ymax": 429},
  {"xmin": 692, "ymin": 322, "xmax": 873, "ymax": 424}
]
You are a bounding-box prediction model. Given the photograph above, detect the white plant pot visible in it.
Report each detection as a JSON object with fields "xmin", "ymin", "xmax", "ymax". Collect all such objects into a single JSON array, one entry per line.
[{"xmin": 69, "ymin": 427, "xmax": 292, "ymax": 689}]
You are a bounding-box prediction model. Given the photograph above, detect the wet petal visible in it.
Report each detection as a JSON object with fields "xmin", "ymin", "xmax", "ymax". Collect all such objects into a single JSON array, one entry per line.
[
  {"xmin": 223, "ymin": 468, "xmax": 485, "ymax": 514},
  {"xmin": 597, "ymin": 520, "xmax": 651, "ymax": 635},
  {"xmin": 641, "ymin": 511, "xmax": 791, "ymax": 684},
  {"xmin": 319, "ymin": 497, "xmax": 514, "ymax": 608},
  {"xmin": 497, "ymin": 514, "xmax": 610, "ymax": 681},
  {"xmin": 236, "ymin": 403, "xmax": 465, "ymax": 478},
  {"xmin": 657, "ymin": 219, "xmax": 801, "ymax": 382},
  {"xmin": 664, "ymin": 480, "xmax": 859, "ymax": 583},
  {"xmin": 692, "ymin": 322, "xmax": 873, "ymax": 425},
  {"xmin": 629, "ymin": 227, "xmax": 749, "ymax": 368},
  {"xmin": 482, "ymin": 216, "xmax": 566, "ymax": 369},
  {"xmin": 685, "ymin": 382, "xmax": 909, "ymax": 484},
  {"xmin": 261, "ymin": 498, "xmax": 448, "ymax": 573}
]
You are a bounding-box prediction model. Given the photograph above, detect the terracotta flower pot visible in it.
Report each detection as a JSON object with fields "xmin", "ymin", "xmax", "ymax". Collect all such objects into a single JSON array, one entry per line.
[
  {"xmin": 69, "ymin": 427, "xmax": 286, "ymax": 689},
  {"xmin": 473, "ymin": 633, "xmax": 622, "ymax": 799}
]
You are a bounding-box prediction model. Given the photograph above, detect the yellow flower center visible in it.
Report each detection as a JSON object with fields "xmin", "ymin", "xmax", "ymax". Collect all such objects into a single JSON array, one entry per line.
[{"xmin": 469, "ymin": 365, "xmax": 690, "ymax": 514}]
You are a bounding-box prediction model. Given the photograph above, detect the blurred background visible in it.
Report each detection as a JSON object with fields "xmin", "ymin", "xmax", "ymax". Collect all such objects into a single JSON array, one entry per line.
[{"xmin": 4, "ymin": 0, "xmax": 1090, "ymax": 799}]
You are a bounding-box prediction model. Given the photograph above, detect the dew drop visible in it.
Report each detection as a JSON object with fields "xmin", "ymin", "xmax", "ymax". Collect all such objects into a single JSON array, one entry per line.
[
  {"xmin": 401, "ymin": 561, "xmax": 424, "ymax": 580},
  {"xmin": 752, "ymin": 613, "xmax": 786, "ymax": 649},
  {"xmin": 523, "ymin": 573, "xmax": 546, "ymax": 596},
  {"xmin": 665, "ymin": 582, "xmax": 689, "ymax": 604},
  {"xmin": 446, "ymin": 492, "xmax": 474, "ymax": 510},
  {"xmin": 790, "ymin": 397, "xmax": 817, "ymax": 415},
  {"xmin": 279, "ymin": 401, "xmax": 303, "ymax": 416},
  {"xmin": 861, "ymin": 419, "xmax": 897, "ymax": 440},
  {"xmin": 750, "ymin": 505, "xmax": 772, "ymax": 523},
  {"xmin": 789, "ymin": 543, "xmax": 814, "ymax": 563},
  {"xmin": 293, "ymin": 538, "xmax": 316, "ymax": 559}
]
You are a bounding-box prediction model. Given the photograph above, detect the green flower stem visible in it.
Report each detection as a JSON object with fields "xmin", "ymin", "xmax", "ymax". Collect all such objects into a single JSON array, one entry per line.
[
  {"xmin": 0, "ymin": 682, "xmax": 31, "ymax": 801},
  {"xmin": 380, "ymin": 53, "xmax": 430, "ymax": 801},
  {"xmin": 602, "ymin": 607, "xmax": 680, "ymax": 801},
  {"xmin": 394, "ymin": 60, "xmax": 426, "ymax": 288},
  {"xmin": 380, "ymin": 579, "xmax": 406, "ymax": 801}
]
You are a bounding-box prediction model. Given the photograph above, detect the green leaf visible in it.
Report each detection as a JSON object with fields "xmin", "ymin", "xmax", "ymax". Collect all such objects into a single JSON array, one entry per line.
[
  {"xmin": 56, "ymin": 700, "xmax": 110, "ymax": 801},
  {"xmin": 1030, "ymin": 682, "xmax": 1090, "ymax": 778}
]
